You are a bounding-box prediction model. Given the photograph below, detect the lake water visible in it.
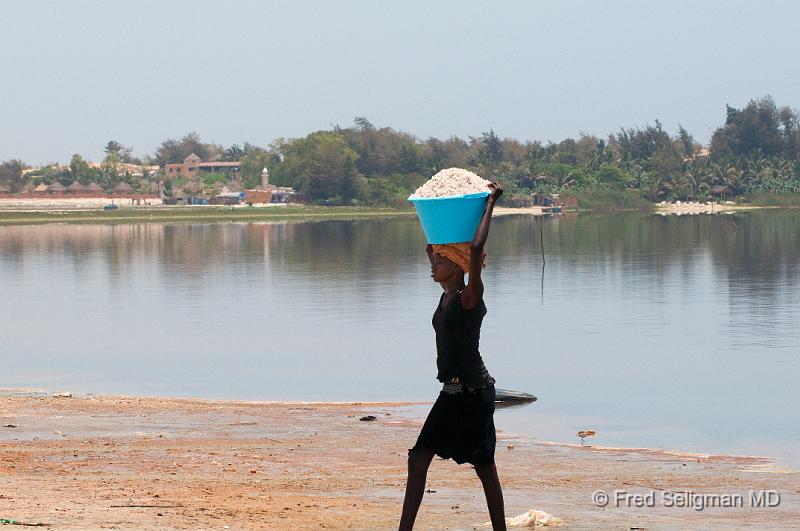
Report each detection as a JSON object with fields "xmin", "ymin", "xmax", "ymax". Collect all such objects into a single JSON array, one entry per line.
[{"xmin": 1, "ymin": 212, "xmax": 799, "ymax": 463}]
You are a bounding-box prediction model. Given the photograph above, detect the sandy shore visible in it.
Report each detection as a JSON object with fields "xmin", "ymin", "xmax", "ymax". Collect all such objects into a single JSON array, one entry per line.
[
  {"xmin": 1, "ymin": 393, "xmax": 798, "ymax": 529},
  {"xmin": 654, "ymin": 201, "xmax": 771, "ymax": 215},
  {"xmin": 492, "ymin": 206, "xmax": 546, "ymax": 217},
  {"xmin": 0, "ymin": 197, "xmax": 163, "ymax": 210}
]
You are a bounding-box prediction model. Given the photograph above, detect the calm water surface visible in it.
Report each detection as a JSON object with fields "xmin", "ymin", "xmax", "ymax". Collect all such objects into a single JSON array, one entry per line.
[{"xmin": 1, "ymin": 212, "xmax": 798, "ymax": 462}]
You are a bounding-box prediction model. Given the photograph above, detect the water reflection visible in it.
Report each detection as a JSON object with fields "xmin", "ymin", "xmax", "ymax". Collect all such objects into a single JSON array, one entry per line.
[{"xmin": 1, "ymin": 212, "xmax": 798, "ymax": 461}]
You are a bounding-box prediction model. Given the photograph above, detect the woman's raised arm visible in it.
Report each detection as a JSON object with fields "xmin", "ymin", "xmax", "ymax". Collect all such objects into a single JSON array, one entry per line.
[{"xmin": 462, "ymin": 183, "xmax": 503, "ymax": 309}]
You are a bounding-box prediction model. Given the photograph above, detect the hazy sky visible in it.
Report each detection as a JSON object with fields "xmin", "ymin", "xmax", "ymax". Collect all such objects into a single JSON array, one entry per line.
[{"xmin": 2, "ymin": 0, "xmax": 799, "ymax": 164}]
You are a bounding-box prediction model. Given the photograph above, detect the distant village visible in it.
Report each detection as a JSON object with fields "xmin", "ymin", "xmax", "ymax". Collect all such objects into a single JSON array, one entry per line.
[
  {"xmin": 159, "ymin": 153, "xmax": 295, "ymax": 206},
  {"xmin": 0, "ymin": 153, "xmax": 296, "ymax": 207}
]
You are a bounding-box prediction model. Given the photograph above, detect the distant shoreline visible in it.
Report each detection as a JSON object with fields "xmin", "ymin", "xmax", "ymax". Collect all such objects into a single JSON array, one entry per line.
[
  {"xmin": 0, "ymin": 202, "xmax": 416, "ymax": 225},
  {"xmin": 0, "ymin": 198, "xmax": 794, "ymax": 226},
  {"xmin": 0, "ymin": 200, "xmax": 554, "ymax": 225}
]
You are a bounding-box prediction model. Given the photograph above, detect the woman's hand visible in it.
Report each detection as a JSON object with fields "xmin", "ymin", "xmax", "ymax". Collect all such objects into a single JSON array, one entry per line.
[{"xmin": 488, "ymin": 182, "xmax": 503, "ymax": 203}]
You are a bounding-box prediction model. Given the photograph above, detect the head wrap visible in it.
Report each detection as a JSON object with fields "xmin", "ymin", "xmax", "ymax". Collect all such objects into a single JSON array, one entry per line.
[{"xmin": 431, "ymin": 243, "xmax": 486, "ymax": 274}]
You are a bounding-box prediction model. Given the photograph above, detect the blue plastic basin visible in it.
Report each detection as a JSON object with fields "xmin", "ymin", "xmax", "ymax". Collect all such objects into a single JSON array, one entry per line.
[{"xmin": 408, "ymin": 191, "xmax": 490, "ymax": 244}]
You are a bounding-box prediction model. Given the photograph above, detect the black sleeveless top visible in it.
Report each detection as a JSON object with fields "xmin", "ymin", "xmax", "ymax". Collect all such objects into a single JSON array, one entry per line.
[{"xmin": 432, "ymin": 290, "xmax": 495, "ymax": 389}]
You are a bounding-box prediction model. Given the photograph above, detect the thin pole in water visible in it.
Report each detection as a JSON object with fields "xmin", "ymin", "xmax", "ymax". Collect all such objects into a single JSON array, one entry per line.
[
  {"xmin": 536, "ymin": 216, "xmax": 546, "ymax": 296},
  {"xmin": 539, "ymin": 217, "xmax": 546, "ymax": 266}
]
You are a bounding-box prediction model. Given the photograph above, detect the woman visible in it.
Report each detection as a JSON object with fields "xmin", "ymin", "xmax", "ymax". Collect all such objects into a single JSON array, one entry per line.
[{"xmin": 399, "ymin": 183, "xmax": 506, "ymax": 531}]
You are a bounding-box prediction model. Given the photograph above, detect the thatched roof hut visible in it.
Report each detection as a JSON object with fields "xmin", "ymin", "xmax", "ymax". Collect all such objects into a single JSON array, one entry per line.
[
  {"xmin": 47, "ymin": 181, "xmax": 66, "ymax": 192},
  {"xmin": 66, "ymin": 181, "xmax": 86, "ymax": 193},
  {"xmin": 113, "ymin": 182, "xmax": 134, "ymax": 193},
  {"xmin": 0, "ymin": 184, "xmax": 9, "ymax": 193},
  {"xmin": 85, "ymin": 182, "xmax": 104, "ymax": 194},
  {"xmin": 34, "ymin": 183, "xmax": 49, "ymax": 193}
]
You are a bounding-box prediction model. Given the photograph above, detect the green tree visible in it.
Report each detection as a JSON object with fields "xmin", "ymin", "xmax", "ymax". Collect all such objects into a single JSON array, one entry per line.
[
  {"xmin": 241, "ymin": 150, "xmax": 270, "ymax": 189},
  {"xmin": 778, "ymin": 106, "xmax": 799, "ymax": 161},
  {"xmin": 423, "ymin": 136, "xmax": 471, "ymax": 174},
  {"xmin": 339, "ymin": 156, "xmax": 368, "ymax": 202},
  {"xmin": 223, "ymin": 144, "xmax": 245, "ymax": 162},
  {"xmin": 477, "ymin": 129, "xmax": 503, "ymax": 171},
  {"xmin": 677, "ymin": 125, "xmax": 696, "ymax": 158},
  {"xmin": 0, "ymin": 159, "xmax": 26, "ymax": 192},
  {"xmin": 104, "ymin": 140, "xmax": 134, "ymax": 163},
  {"xmin": 152, "ymin": 132, "xmax": 221, "ymax": 166},
  {"xmin": 398, "ymin": 142, "xmax": 420, "ymax": 173},
  {"xmin": 426, "ymin": 138, "xmax": 449, "ymax": 173},
  {"xmin": 338, "ymin": 118, "xmax": 422, "ymax": 178},
  {"xmin": 586, "ymin": 139, "xmax": 611, "ymax": 172},
  {"xmin": 353, "ymin": 116, "xmax": 374, "ymax": 130},
  {"xmin": 650, "ymin": 143, "xmax": 683, "ymax": 184},
  {"xmin": 710, "ymin": 96, "xmax": 784, "ymax": 159},
  {"xmin": 69, "ymin": 154, "xmax": 93, "ymax": 184},
  {"xmin": 595, "ymin": 163, "xmax": 631, "ymax": 188},
  {"xmin": 274, "ymin": 131, "xmax": 365, "ymax": 202}
]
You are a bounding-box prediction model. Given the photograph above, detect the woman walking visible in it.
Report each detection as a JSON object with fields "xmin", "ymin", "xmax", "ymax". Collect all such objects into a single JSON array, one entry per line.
[{"xmin": 399, "ymin": 183, "xmax": 506, "ymax": 530}]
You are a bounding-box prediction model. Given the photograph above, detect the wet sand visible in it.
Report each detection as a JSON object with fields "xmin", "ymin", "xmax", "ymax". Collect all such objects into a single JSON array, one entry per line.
[{"xmin": 1, "ymin": 393, "xmax": 798, "ymax": 529}]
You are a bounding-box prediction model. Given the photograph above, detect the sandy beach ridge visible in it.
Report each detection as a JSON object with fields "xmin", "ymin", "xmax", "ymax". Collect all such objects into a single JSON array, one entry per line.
[{"xmin": 2, "ymin": 392, "xmax": 798, "ymax": 529}]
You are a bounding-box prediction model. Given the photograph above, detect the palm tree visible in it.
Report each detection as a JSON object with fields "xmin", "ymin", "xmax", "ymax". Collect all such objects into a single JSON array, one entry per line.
[
  {"xmin": 698, "ymin": 182, "xmax": 711, "ymax": 200},
  {"xmin": 776, "ymin": 159, "xmax": 795, "ymax": 187},
  {"xmin": 746, "ymin": 154, "xmax": 772, "ymax": 192},
  {"xmin": 725, "ymin": 165, "xmax": 742, "ymax": 194},
  {"xmin": 558, "ymin": 173, "xmax": 578, "ymax": 188}
]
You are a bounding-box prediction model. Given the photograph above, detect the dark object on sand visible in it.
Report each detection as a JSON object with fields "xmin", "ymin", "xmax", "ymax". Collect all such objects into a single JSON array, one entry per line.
[
  {"xmin": 0, "ymin": 518, "xmax": 47, "ymax": 526},
  {"xmin": 359, "ymin": 415, "xmax": 377, "ymax": 422},
  {"xmin": 494, "ymin": 388, "xmax": 537, "ymax": 404},
  {"xmin": 3, "ymin": 424, "xmax": 16, "ymax": 428}
]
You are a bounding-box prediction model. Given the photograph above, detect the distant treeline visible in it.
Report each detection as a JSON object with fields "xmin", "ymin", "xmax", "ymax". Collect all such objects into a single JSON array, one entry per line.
[{"xmin": 2, "ymin": 95, "xmax": 799, "ymax": 206}]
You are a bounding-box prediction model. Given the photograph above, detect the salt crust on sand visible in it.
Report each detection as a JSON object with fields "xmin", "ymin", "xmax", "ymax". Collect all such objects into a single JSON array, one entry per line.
[{"xmin": 410, "ymin": 167, "xmax": 491, "ymax": 198}]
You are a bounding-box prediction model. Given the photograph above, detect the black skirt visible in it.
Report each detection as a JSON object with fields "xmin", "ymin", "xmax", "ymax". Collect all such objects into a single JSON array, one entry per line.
[{"xmin": 409, "ymin": 385, "xmax": 496, "ymax": 466}]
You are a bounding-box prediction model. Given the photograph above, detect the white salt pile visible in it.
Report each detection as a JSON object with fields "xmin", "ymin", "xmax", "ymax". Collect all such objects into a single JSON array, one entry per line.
[{"xmin": 410, "ymin": 167, "xmax": 491, "ymax": 198}]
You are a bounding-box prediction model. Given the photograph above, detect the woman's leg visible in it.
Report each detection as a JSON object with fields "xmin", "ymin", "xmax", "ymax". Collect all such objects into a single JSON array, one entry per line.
[
  {"xmin": 399, "ymin": 448, "xmax": 435, "ymax": 530},
  {"xmin": 475, "ymin": 462, "xmax": 506, "ymax": 531}
]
